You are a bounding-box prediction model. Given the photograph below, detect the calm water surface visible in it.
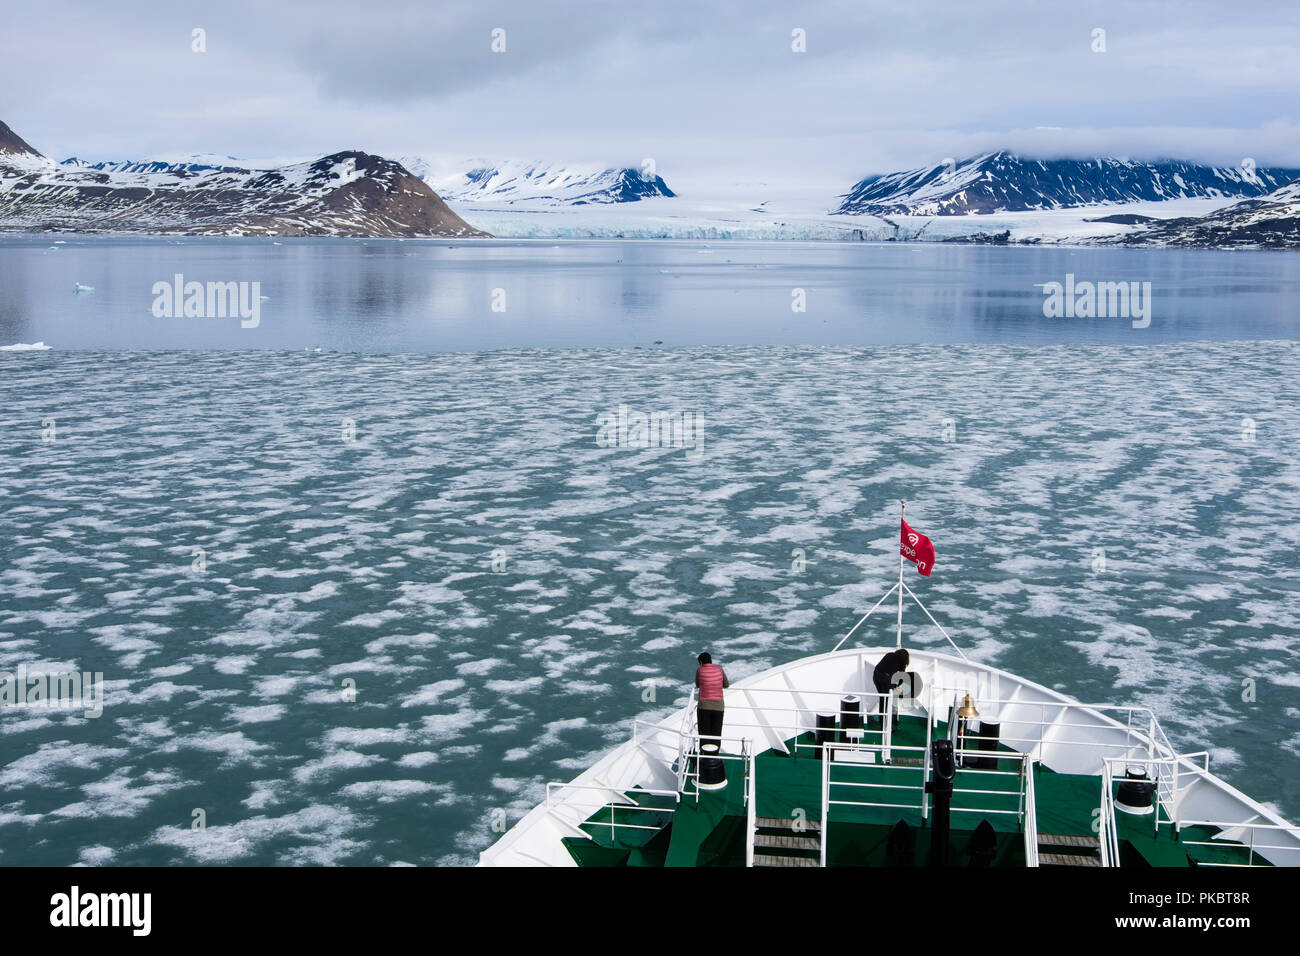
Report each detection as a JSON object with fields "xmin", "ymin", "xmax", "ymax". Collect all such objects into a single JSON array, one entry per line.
[{"xmin": 3, "ymin": 235, "xmax": 1299, "ymax": 350}]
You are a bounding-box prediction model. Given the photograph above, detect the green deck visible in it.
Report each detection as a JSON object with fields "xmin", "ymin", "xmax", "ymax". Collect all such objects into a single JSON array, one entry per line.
[{"xmin": 562, "ymin": 715, "xmax": 1266, "ymax": 867}]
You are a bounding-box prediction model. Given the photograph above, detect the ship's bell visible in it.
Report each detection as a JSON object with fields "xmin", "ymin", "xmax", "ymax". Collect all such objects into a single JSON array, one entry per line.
[{"xmin": 957, "ymin": 693, "xmax": 980, "ymax": 720}]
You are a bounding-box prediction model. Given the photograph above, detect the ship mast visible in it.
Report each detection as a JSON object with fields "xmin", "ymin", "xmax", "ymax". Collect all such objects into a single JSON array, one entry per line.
[{"xmin": 896, "ymin": 500, "xmax": 905, "ymax": 648}]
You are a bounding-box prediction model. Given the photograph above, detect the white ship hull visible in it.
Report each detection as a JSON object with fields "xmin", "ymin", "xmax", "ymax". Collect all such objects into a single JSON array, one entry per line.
[{"xmin": 480, "ymin": 647, "xmax": 1299, "ymax": 867}]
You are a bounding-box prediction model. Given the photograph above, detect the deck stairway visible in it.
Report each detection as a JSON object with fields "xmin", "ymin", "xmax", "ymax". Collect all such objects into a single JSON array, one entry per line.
[
  {"xmin": 752, "ymin": 816, "xmax": 821, "ymax": 867},
  {"xmin": 1038, "ymin": 832, "xmax": 1102, "ymax": 867}
]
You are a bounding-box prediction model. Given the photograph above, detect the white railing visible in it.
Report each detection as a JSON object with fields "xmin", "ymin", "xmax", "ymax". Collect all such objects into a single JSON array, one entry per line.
[
  {"xmin": 552, "ymin": 723, "xmax": 764, "ymax": 851},
  {"xmin": 931, "ymin": 688, "xmax": 1173, "ymax": 773},
  {"xmin": 631, "ymin": 716, "xmax": 756, "ymax": 797},
  {"xmin": 1103, "ymin": 754, "xmax": 1188, "ymax": 837},
  {"xmin": 630, "ymin": 715, "xmax": 695, "ymax": 793},
  {"xmin": 1099, "ymin": 754, "xmax": 1182, "ymax": 866},
  {"xmin": 678, "ymin": 687, "xmax": 697, "ymax": 790},
  {"xmin": 882, "ymin": 691, "xmax": 893, "ymax": 763},
  {"xmin": 1095, "ymin": 752, "xmax": 1299, "ymax": 868},
  {"xmin": 820, "ymin": 743, "xmax": 931, "ymax": 812},
  {"xmin": 951, "ymin": 752, "xmax": 1031, "ymax": 823},
  {"xmin": 1177, "ymin": 820, "xmax": 1300, "ymax": 867},
  {"xmin": 1024, "ymin": 759, "xmax": 1040, "ymax": 867},
  {"xmin": 544, "ymin": 782, "xmax": 681, "ymax": 845},
  {"xmin": 820, "ymin": 752, "xmax": 829, "ymax": 867},
  {"xmin": 818, "ymin": 737, "xmax": 1030, "ymax": 866},
  {"xmin": 1097, "ymin": 768, "xmax": 1121, "ymax": 867},
  {"xmin": 786, "ymin": 690, "xmax": 894, "ymax": 758},
  {"xmin": 1097, "ymin": 753, "xmax": 1195, "ymax": 866},
  {"xmin": 667, "ymin": 690, "xmax": 898, "ymax": 760},
  {"xmin": 679, "ymin": 734, "xmax": 751, "ymax": 802},
  {"xmin": 630, "ymin": 679, "xmax": 1202, "ymax": 853},
  {"xmin": 921, "ymin": 708, "xmax": 934, "ymax": 819},
  {"xmin": 745, "ymin": 752, "xmax": 757, "ymax": 867},
  {"xmin": 817, "ymin": 575, "xmax": 1300, "ymax": 868},
  {"xmin": 1166, "ymin": 750, "xmax": 1210, "ymax": 816}
]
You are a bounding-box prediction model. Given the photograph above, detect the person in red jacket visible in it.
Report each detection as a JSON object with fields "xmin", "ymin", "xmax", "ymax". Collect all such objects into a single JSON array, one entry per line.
[{"xmin": 694, "ymin": 652, "xmax": 730, "ymax": 748}]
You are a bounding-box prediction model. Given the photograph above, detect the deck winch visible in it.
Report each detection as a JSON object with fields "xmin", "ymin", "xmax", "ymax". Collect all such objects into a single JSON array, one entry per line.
[
  {"xmin": 1115, "ymin": 766, "xmax": 1156, "ymax": 814},
  {"xmin": 696, "ymin": 742, "xmax": 727, "ymax": 790}
]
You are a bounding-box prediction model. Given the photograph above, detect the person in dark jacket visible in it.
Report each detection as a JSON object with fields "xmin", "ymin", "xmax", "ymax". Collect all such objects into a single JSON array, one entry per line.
[
  {"xmin": 873, "ymin": 648, "xmax": 910, "ymax": 718},
  {"xmin": 694, "ymin": 652, "xmax": 730, "ymax": 747}
]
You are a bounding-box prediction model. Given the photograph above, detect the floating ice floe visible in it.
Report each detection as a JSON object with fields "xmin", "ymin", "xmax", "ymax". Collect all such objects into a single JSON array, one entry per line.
[
  {"xmin": 0, "ymin": 341, "xmax": 51, "ymax": 351},
  {"xmin": 73, "ymin": 283, "xmax": 94, "ymax": 294}
]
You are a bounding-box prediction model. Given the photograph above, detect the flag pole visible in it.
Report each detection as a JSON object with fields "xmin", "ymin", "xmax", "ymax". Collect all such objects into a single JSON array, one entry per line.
[{"xmin": 897, "ymin": 500, "xmax": 905, "ymax": 648}]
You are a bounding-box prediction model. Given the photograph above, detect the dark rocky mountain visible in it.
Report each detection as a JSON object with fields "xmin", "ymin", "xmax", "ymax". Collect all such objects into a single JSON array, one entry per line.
[
  {"xmin": 0, "ymin": 119, "xmax": 43, "ymax": 157},
  {"xmin": 0, "ymin": 121, "xmax": 488, "ymax": 238},
  {"xmin": 1119, "ymin": 178, "xmax": 1300, "ymax": 248},
  {"xmin": 838, "ymin": 152, "xmax": 1300, "ymax": 216}
]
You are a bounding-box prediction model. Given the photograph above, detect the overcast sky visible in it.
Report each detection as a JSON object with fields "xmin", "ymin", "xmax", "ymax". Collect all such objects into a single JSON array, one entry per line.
[{"xmin": 5, "ymin": 0, "xmax": 1300, "ymax": 194}]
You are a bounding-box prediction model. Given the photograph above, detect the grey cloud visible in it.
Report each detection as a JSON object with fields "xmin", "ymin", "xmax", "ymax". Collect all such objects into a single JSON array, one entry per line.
[{"xmin": 4, "ymin": 0, "xmax": 1299, "ymax": 187}]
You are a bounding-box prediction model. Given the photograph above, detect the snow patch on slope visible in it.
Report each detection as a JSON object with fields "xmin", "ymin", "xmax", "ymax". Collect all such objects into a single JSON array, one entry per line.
[{"xmin": 401, "ymin": 157, "xmax": 674, "ymax": 205}]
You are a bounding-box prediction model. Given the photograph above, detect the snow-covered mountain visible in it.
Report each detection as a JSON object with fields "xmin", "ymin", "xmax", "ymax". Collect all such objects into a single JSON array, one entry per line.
[
  {"xmin": 402, "ymin": 157, "xmax": 674, "ymax": 205},
  {"xmin": 837, "ymin": 152, "xmax": 1300, "ymax": 216},
  {"xmin": 6, "ymin": 119, "xmax": 1295, "ymax": 246},
  {"xmin": 59, "ymin": 157, "xmax": 244, "ymax": 176},
  {"xmin": 0, "ymin": 121, "xmax": 486, "ymax": 238},
  {"xmin": 62, "ymin": 153, "xmax": 303, "ymax": 173},
  {"xmin": 1119, "ymin": 177, "xmax": 1300, "ymax": 248}
]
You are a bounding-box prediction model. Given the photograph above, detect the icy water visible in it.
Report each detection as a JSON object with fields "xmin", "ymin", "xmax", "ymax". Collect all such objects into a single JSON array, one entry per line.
[
  {"xmin": 1, "ymin": 237, "xmax": 1299, "ymax": 866},
  {"xmin": 3, "ymin": 235, "xmax": 1300, "ymax": 349},
  {"xmin": 2, "ymin": 341, "xmax": 1299, "ymax": 865}
]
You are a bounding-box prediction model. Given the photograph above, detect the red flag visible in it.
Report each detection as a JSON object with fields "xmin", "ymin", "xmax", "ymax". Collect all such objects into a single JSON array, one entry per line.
[{"xmin": 900, "ymin": 519, "xmax": 935, "ymax": 577}]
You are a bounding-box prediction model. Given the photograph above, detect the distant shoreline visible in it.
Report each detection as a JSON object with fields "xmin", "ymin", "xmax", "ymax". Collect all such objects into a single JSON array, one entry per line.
[{"xmin": 4, "ymin": 228, "xmax": 1298, "ymax": 253}]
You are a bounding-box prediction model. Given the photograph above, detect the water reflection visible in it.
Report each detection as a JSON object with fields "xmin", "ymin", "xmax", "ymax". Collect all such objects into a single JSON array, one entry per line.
[{"xmin": 1, "ymin": 235, "xmax": 1298, "ymax": 351}]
